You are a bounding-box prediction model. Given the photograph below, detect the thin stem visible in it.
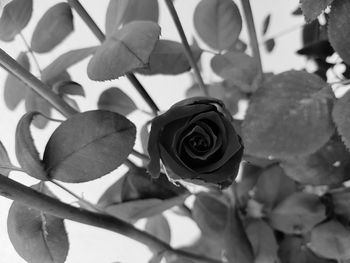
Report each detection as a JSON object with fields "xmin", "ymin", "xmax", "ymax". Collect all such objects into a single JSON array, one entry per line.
[
  {"xmin": 0, "ymin": 48, "xmax": 78, "ymax": 117},
  {"xmin": 240, "ymin": 0, "xmax": 263, "ymax": 76},
  {"xmin": 124, "ymin": 158, "xmax": 139, "ymax": 170},
  {"xmin": 0, "ymin": 175, "xmax": 222, "ymax": 263},
  {"xmin": 132, "ymin": 149, "xmax": 150, "ymax": 162},
  {"xmin": 126, "ymin": 73, "xmax": 159, "ymax": 115},
  {"xmin": 18, "ymin": 32, "xmax": 42, "ymax": 74},
  {"xmin": 49, "ymin": 180, "xmax": 102, "ymax": 213},
  {"xmin": 165, "ymin": 0, "xmax": 208, "ymax": 96},
  {"xmin": 259, "ymin": 22, "xmax": 305, "ymax": 45},
  {"xmin": 67, "ymin": 0, "xmax": 160, "ymax": 115}
]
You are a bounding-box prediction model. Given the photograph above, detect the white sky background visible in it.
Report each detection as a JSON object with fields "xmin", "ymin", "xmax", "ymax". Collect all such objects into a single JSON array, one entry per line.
[{"xmin": 0, "ymin": 0, "xmax": 305, "ymax": 262}]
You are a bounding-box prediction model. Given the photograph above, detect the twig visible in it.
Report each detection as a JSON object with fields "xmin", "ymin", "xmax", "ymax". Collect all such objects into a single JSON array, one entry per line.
[
  {"xmin": 0, "ymin": 175, "xmax": 222, "ymax": 263},
  {"xmin": 0, "ymin": 48, "xmax": 78, "ymax": 117},
  {"xmin": 259, "ymin": 22, "xmax": 306, "ymax": 45},
  {"xmin": 49, "ymin": 179, "xmax": 102, "ymax": 213},
  {"xmin": 124, "ymin": 158, "xmax": 139, "ymax": 170},
  {"xmin": 164, "ymin": 0, "xmax": 208, "ymax": 96},
  {"xmin": 126, "ymin": 73, "xmax": 159, "ymax": 115},
  {"xmin": 131, "ymin": 149, "xmax": 150, "ymax": 162},
  {"xmin": 240, "ymin": 0, "xmax": 263, "ymax": 76},
  {"xmin": 67, "ymin": 0, "xmax": 160, "ymax": 115}
]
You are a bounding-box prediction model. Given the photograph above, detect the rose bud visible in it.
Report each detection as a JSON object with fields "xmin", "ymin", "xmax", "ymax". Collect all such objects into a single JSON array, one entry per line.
[{"xmin": 147, "ymin": 97, "xmax": 243, "ymax": 188}]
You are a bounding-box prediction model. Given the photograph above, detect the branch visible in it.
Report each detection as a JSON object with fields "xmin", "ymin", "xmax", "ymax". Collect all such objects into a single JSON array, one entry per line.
[
  {"xmin": 0, "ymin": 175, "xmax": 222, "ymax": 263},
  {"xmin": 164, "ymin": 0, "xmax": 208, "ymax": 96},
  {"xmin": 0, "ymin": 48, "xmax": 78, "ymax": 117},
  {"xmin": 240, "ymin": 0, "xmax": 263, "ymax": 76},
  {"xmin": 67, "ymin": 0, "xmax": 160, "ymax": 115}
]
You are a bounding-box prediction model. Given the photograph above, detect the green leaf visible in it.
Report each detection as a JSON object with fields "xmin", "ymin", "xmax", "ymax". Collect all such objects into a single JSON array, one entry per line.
[
  {"xmin": 301, "ymin": 0, "xmax": 334, "ymax": 23},
  {"xmin": 25, "ymin": 71, "xmax": 71, "ymax": 129},
  {"xmin": 262, "ymin": 14, "xmax": 271, "ymax": 35},
  {"xmin": 224, "ymin": 207, "xmax": 254, "ymax": 263},
  {"xmin": 268, "ymin": 192, "xmax": 326, "ymax": 234},
  {"xmin": 0, "ymin": 0, "xmax": 32, "ymax": 41},
  {"xmin": 193, "ymin": 193, "xmax": 254, "ymax": 263},
  {"xmin": 43, "ymin": 110, "xmax": 136, "ymax": 183},
  {"xmin": 332, "ymin": 90, "xmax": 350, "ymax": 149},
  {"xmin": 280, "ymin": 135, "xmax": 350, "ymax": 186},
  {"xmin": 145, "ymin": 214, "xmax": 171, "ymax": 245},
  {"xmin": 0, "ymin": 141, "xmax": 13, "ymax": 176},
  {"xmin": 328, "ymin": 0, "xmax": 350, "ymax": 65},
  {"xmin": 31, "ymin": 3, "xmax": 73, "ymax": 53},
  {"xmin": 255, "ymin": 165, "xmax": 297, "ymax": 212},
  {"xmin": 329, "ymin": 188, "xmax": 350, "ymax": 222},
  {"xmin": 193, "ymin": 0, "xmax": 242, "ymax": 51},
  {"xmin": 41, "ymin": 46, "xmax": 97, "ymax": 81},
  {"xmin": 88, "ymin": 21, "xmax": 160, "ymax": 81},
  {"xmin": 193, "ymin": 193, "xmax": 228, "ymax": 238},
  {"xmin": 166, "ymin": 235, "xmax": 223, "ymax": 263},
  {"xmin": 41, "ymin": 70, "xmax": 71, "ymax": 87},
  {"xmin": 246, "ymin": 218, "xmax": 278, "ymax": 263},
  {"xmin": 310, "ymin": 220, "xmax": 350, "ymax": 260},
  {"xmin": 98, "ymin": 87, "xmax": 137, "ymax": 116},
  {"xmin": 265, "ymin": 38, "xmax": 275, "ymax": 53},
  {"xmin": 52, "ymin": 81, "xmax": 85, "ymax": 97},
  {"xmin": 242, "ymin": 70, "xmax": 335, "ymax": 159},
  {"xmin": 15, "ymin": 112, "xmax": 47, "ymax": 180},
  {"xmin": 105, "ymin": 0, "xmax": 159, "ymax": 36},
  {"xmin": 7, "ymin": 183, "xmax": 69, "ymax": 263},
  {"xmin": 140, "ymin": 121, "xmax": 150, "ymax": 166},
  {"xmin": 149, "ymin": 254, "xmax": 163, "ymax": 263},
  {"xmin": 104, "ymin": 196, "xmax": 187, "ymax": 222},
  {"xmin": 136, "ymin": 39, "xmax": 202, "ymax": 75},
  {"xmin": 234, "ymin": 162, "xmax": 260, "ymax": 207},
  {"xmin": 278, "ymin": 236, "xmax": 334, "ymax": 263},
  {"xmin": 25, "ymin": 90, "xmax": 51, "ymax": 129},
  {"xmin": 98, "ymin": 167, "xmax": 188, "ymax": 221},
  {"xmin": 210, "ymin": 52, "xmax": 258, "ymax": 93},
  {"xmin": 4, "ymin": 52, "xmax": 30, "ymax": 110},
  {"xmin": 98, "ymin": 167, "xmax": 187, "ymax": 205}
]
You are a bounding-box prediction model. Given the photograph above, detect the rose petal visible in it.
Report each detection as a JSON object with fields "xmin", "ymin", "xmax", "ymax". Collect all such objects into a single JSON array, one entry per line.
[
  {"xmin": 147, "ymin": 103, "xmax": 214, "ymax": 177},
  {"xmin": 189, "ymin": 111, "xmax": 231, "ymax": 173},
  {"xmin": 183, "ymin": 123, "xmax": 218, "ymax": 160},
  {"xmin": 197, "ymin": 142, "xmax": 244, "ymax": 188},
  {"xmin": 171, "ymin": 96, "xmax": 225, "ymax": 109},
  {"xmin": 159, "ymin": 143, "xmax": 198, "ymax": 180},
  {"xmin": 200, "ymin": 114, "xmax": 241, "ymax": 173}
]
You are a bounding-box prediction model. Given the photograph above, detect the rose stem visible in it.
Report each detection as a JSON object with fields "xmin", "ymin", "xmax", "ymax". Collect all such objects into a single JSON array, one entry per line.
[
  {"xmin": 240, "ymin": 0, "xmax": 263, "ymax": 76},
  {"xmin": 0, "ymin": 175, "xmax": 222, "ymax": 263},
  {"xmin": 164, "ymin": 0, "xmax": 208, "ymax": 96},
  {"xmin": 67, "ymin": 0, "xmax": 160, "ymax": 115},
  {"xmin": 0, "ymin": 26, "xmax": 219, "ymax": 263},
  {"xmin": 0, "ymin": 48, "xmax": 77, "ymax": 117}
]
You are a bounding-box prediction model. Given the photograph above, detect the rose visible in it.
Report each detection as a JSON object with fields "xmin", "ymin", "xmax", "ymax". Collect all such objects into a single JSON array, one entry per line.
[{"xmin": 147, "ymin": 97, "xmax": 243, "ymax": 188}]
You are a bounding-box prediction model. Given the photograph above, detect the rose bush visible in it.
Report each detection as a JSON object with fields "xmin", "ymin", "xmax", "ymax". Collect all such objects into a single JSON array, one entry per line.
[{"xmin": 147, "ymin": 97, "xmax": 243, "ymax": 188}]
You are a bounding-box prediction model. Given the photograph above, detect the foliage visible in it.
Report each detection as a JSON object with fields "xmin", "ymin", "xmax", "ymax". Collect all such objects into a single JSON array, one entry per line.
[{"xmin": 1, "ymin": 0, "xmax": 350, "ymax": 263}]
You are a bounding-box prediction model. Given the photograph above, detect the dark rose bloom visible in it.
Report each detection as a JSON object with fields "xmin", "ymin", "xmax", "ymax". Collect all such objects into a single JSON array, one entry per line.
[{"xmin": 147, "ymin": 97, "xmax": 243, "ymax": 188}]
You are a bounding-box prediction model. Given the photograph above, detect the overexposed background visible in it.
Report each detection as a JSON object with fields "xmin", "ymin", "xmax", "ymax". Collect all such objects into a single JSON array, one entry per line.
[{"xmin": 0, "ymin": 0, "xmax": 305, "ymax": 262}]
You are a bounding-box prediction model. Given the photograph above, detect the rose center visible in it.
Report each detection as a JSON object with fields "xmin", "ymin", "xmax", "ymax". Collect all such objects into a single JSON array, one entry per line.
[{"xmin": 188, "ymin": 134, "xmax": 209, "ymax": 152}]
